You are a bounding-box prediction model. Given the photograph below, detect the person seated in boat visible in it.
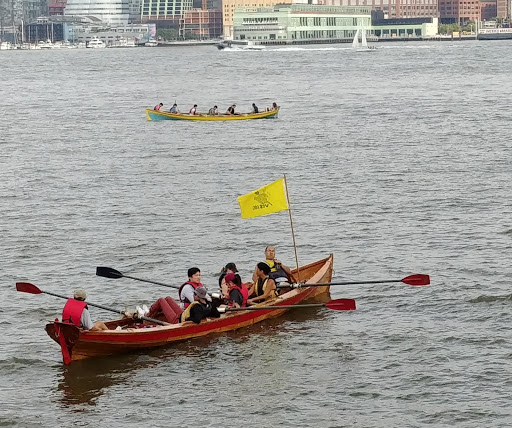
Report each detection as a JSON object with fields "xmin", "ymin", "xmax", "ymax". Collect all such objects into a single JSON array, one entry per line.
[
  {"xmin": 180, "ymin": 286, "xmax": 221, "ymax": 324},
  {"xmin": 170, "ymin": 103, "xmax": 180, "ymax": 113},
  {"xmin": 252, "ymin": 245, "xmax": 292, "ymax": 286},
  {"xmin": 146, "ymin": 296, "xmax": 183, "ymax": 324},
  {"xmin": 62, "ymin": 289, "xmax": 108, "ymax": 331},
  {"xmin": 247, "ymin": 262, "xmax": 278, "ymax": 305},
  {"xmin": 178, "ymin": 267, "xmax": 207, "ymax": 309},
  {"xmin": 218, "ymin": 262, "xmax": 238, "ymax": 295},
  {"xmin": 154, "ymin": 102, "xmax": 163, "ymax": 111},
  {"xmin": 252, "ymin": 103, "xmax": 259, "ymax": 113},
  {"xmin": 272, "ymin": 102, "xmax": 278, "ymax": 110},
  {"xmin": 226, "ymin": 104, "xmax": 239, "ymax": 115},
  {"xmin": 189, "ymin": 104, "xmax": 198, "ymax": 115},
  {"xmin": 208, "ymin": 105, "xmax": 219, "ymax": 115},
  {"xmin": 223, "ymin": 272, "xmax": 249, "ymax": 308}
]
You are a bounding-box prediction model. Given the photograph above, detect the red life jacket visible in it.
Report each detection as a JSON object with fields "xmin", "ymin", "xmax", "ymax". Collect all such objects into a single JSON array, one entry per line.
[
  {"xmin": 229, "ymin": 283, "xmax": 249, "ymax": 307},
  {"xmin": 178, "ymin": 281, "xmax": 202, "ymax": 308},
  {"xmin": 62, "ymin": 298, "xmax": 88, "ymax": 327}
]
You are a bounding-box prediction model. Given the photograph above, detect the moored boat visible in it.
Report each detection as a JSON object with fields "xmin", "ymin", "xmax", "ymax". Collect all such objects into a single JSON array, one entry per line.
[
  {"xmin": 146, "ymin": 107, "xmax": 279, "ymax": 121},
  {"xmin": 45, "ymin": 255, "xmax": 333, "ymax": 362}
]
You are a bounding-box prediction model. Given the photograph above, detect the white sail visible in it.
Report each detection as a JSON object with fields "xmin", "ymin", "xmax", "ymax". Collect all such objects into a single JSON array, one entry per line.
[
  {"xmin": 361, "ymin": 28, "xmax": 368, "ymax": 48},
  {"xmin": 352, "ymin": 29, "xmax": 360, "ymax": 49}
]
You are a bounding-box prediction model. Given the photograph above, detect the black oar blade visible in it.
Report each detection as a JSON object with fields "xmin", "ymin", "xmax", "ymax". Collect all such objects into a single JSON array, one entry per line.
[
  {"xmin": 325, "ymin": 298, "xmax": 356, "ymax": 311},
  {"xmin": 96, "ymin": 267, "xmax": 124, "ymax": 279},
  {"xmin": 402, "ymin": 274, "xmax": 430, "ymax": 286},
  {"xmin": 16, "ymin": 282, "xmax": 43, "ymax": 294}
]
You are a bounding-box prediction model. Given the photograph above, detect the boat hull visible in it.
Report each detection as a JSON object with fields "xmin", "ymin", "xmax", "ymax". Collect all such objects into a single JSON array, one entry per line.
[
  {"xmin": 145, "ymin": 108, "xmax": 279, "ymax": 121},
  {"xmin": 46, "ymin": 255, "xmax": 333, "ymax": 362}
]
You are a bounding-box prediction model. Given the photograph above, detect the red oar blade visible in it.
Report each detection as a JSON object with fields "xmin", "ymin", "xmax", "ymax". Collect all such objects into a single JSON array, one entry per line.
[
  {"xmin": 402, "ymin": 274, "xmax": 430, "ymax": 286},
  {"xmin": 325, "ymin": 298, "xmax": 356, "ymax": 311},
  {"xmin": 16, "ymin": 282, "xmax": 43, "ymax": 294}
]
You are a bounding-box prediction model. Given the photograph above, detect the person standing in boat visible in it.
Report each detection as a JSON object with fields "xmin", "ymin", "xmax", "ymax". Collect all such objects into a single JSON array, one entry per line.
[
  {"xmin": 208, "ymin": 105, "xmax": 219, "ymax": 115},
  {"xmin": 180, "ymin": 286, "xmax": 221, "ymax": 324},
  {"xmin": 154, "ymin": 102, "xmax": 163, "ymax": 111},
  {"xmin": 62, "ymin": 289, "xmax": 108, "ymax": 331},
  {"xmin": 247, "ymin": 262, "xmax": 278, "ymax": 305},
  {"xmin": 252, "ymin": 246, "xmax": 292, "ymax": 286},
  {"xmin": 170, "ymin": 103, "xmax": 180, "ymax": 113},
  {"xmin": 252, "ymin": 103, "xmax": 259, "ymax": 113},
  {"xmin": 223, "ymin": 272, "xmax": 249, "ymax": 308},
  {"xmin": 189, "ymin": 104, "xmax": 198, "ymax": 115},
  {"xmin": 178, "ymin": 267, "xmax": 209, "ymax": 309}
]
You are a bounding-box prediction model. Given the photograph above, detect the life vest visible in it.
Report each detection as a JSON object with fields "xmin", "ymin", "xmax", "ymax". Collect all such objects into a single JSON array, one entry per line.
[
  {"xmin": 255, "ymin": 276, "xmax": 278, "ymax": 299},
  {"xmin": 154, "ymin": 104, "xmax": 161, "ymax": 111},
  {"xmin": 178, "ymin": 281, "xmax": 202, "ymax": 308},
  {"xmin": 228, "ymin": 283, "xmax": 249, "ymax": 307},
  {"xmin": 189, "ymin": 107, "xmax": 196, "ymax": 115},
  {"xmin": 266, "ymin": 259, "xmax": 289, "ymax": 283},
  {"xmin": 180, "ymin": 301, "xmax": 199, "ymax": 323},
  {"xmin": 180, "ymin": 300, "xmax": 214, "ymax": 323},
  {"xmin": 62, "ymin": 298, "xmax": 88, "ymax": 327}
]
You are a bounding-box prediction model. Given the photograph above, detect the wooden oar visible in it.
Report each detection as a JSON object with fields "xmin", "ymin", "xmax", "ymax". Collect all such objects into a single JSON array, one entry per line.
[
  {"xmin": 278, "ymin": 274, "xmax": 430, "ymax": 289},
  {"xmin": 15, "ymin": 282, "xmax": 168, "ymax": 326},
  {"xmin": 217, "ymin": 298, "xmax": 356, "ymax": 313},
  {"xmin": 96, "ymin": 267, "xmax": 180, "ymax": 290}
]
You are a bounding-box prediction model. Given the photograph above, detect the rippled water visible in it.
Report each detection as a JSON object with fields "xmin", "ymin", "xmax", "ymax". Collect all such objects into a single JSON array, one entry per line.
[{"xmin": 1, "ymin": 41, "xmax": 512, "ymax": 427}]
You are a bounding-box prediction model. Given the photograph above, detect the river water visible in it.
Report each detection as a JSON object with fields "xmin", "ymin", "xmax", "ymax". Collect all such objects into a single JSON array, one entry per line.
[{"xmin": 1, "ymin": 41, "xmax": 511, "ymax": 427}]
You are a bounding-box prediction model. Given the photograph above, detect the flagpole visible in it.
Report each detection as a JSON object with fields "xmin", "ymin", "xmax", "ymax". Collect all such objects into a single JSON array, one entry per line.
[{"xmin": 284, "ymin": 174, "xmax": 301, "ymax": 281}]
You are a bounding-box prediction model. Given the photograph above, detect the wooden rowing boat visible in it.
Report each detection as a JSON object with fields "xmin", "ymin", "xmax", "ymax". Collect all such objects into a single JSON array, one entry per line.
[
  {"xmin": 145, "ymin": 107, "xmax": 279, "ymax": 121},
  {"xmin": 45, "ymin": 255, "xmax": 333, "ymax": 362}
]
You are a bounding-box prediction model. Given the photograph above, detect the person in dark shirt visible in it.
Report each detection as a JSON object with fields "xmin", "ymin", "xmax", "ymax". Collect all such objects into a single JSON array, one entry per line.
[
  {"xmin": 227, "ymin": 104, "xmax": 237, "ymax": 115},
  {"xmin": 224, "ymin": 272, "xmax": 248, "ymax": 308},
  {"xmin": 252, "ymin": 103, "xmax": 259, "ymax": 113},
  {"xmin": 180, "ymin": 286, "xmax": 220, "ymax": 324}
]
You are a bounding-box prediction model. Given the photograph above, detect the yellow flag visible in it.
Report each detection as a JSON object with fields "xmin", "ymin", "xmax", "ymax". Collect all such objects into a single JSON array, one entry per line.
[{"xmin": 237, "ymin": 178, "xmax": 289, "ymax": 219}]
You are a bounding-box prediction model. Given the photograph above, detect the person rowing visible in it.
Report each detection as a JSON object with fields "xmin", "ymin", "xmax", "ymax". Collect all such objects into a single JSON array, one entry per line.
[
  {"xmin": 178, "ymin": 267, "xmax": 205, "ymax": 309},
  {"xmin": 223, "ymin": 272, "xmax": 249, "ymax": 308},
  {"xmin": 180, "ymin": 286, "xmax": 221, "ymax": 324},
  {"xmin": 247, "ymin": 262, "xmax": 278, "ymax": 305},
  {"xmin": 61, "ymin": 289, "xmax": 108, "ymax": 331},
  {"xmin": 252, "ymin": 245, "xmax": 292, "ymax": 286}
]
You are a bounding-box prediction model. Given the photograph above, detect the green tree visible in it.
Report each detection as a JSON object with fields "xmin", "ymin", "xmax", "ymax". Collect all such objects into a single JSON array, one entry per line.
[{"xmin": 157, "ymin": 28, "xmax": 179, "ymax": 41}]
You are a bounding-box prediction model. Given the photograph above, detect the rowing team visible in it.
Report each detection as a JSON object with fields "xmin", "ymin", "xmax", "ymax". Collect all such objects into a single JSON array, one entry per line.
[
  {"xmin": 153, "ymin": 102, "xmax": 279, "ymax": 115},
  {"xmin": 61, "ymin": 246, "xmax": 292, "ymax": 330}
]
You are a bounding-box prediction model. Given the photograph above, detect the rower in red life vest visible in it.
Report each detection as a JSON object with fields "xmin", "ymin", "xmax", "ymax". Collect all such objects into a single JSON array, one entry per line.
[
  {"xmin": 178, "ymin": 267, "xmax": 206, "ymax": 309},
  {"xmin": 223, "ymin": 272, "xmax": 249, "ymax": 308},
  {"xmin": 61, "ymin": 289, "xmax": 108, "ymax": 331},
  {"xmin": 154, "ymin": 102, "xmax": 163, "ymax": 111}
]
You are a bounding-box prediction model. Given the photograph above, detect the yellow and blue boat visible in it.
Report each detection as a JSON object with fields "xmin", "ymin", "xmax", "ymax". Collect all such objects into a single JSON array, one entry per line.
[{"xmin": 145, "ymin": 107, "xmax": 279, "ymax": 121}]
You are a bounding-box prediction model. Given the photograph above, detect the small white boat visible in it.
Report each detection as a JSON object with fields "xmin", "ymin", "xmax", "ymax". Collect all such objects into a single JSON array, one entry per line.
[
  {"xmin": 87, "ymin": 37, "xmax": 106, "ymax": 49},
  {"xmin": 217, "ymin": 40, "xmax": 265, "ymax": 51},
  {"xmin": 352, "ymin": 28, "xmax": 376, "ymax": 52},
  {"xmin": 0, "ymin": 41, "xmax": 13, "ymax": 50},
  {"xmin": 145, "ymin": 39, "xmax": 158, "ymax": 47}
]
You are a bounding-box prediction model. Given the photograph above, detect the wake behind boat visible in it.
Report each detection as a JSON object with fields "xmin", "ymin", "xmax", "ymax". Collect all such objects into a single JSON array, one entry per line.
[{"xmin": 146, "ymin": 107, "xmax": 279, "ymax": 121}]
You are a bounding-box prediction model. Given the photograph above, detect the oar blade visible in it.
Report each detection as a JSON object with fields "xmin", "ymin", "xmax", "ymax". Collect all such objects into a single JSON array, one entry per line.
[
  {"xmin": 96, "ymin": 266, "xmax": 124, "ymax": 279},
  {"xmin": 325, "ymin": 298, "xmax": 356, "ymax": 311},
  {"xmin": 16, "ymin": 282, "xmax": 43, "ymax": 294},
  {"xmin": 402, "ymin": 274, "xmax": 430, "ymax": 286}
]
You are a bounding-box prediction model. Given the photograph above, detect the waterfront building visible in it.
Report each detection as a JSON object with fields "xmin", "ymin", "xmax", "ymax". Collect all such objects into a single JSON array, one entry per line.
[
  {"xmin": 496, "ymin": 0, "xmax": 508, "ymax": 18},
  {"xmin": 140, "ymin": 0, "xmax": 193, "ymax": 27},
  {"xmin": 180, "ymin": 8, "xmax": 222, "ymax": 38},
  {"xmin": 480, "ymin": 0, "xmax": 497, "ymax": 20},
  {"xmin": 438, "ymin": 0, "xmax": 480, "ymax": 24},
  {"xmin": 318, "ymin": 0, "xmax": 437, "ymax": 19},
  {"xmin": 222, "ymin": 0, "xmax": 284, "ymax": 38},
  {"xmin": 372, "ymin": 16, "xmax": 438, "ymax": 37},
  {"xmin": 233, "ymin": 4, "xmax": 372, "ymax": 43},
  {"xmin": 64, "ymin": 0, "xmax": 130, "ymax": 26}
]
